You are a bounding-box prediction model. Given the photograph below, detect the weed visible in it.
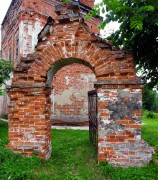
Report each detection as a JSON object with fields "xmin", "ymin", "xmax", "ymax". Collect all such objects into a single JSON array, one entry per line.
[{"xmin": 61, "ymin": 0, "xmax": 71, "ymax": 4}]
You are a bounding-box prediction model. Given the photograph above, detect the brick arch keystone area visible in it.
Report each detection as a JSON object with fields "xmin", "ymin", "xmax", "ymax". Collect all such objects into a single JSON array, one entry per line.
[{"xmin": 7, "ymin": 2, "xmax": 154, "ymax": 167}]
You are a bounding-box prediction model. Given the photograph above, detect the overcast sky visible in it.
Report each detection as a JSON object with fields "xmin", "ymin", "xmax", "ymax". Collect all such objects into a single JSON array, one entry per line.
[{"xmin": 0, "ymin": 0, "xmax": 12, "ymax": 24}]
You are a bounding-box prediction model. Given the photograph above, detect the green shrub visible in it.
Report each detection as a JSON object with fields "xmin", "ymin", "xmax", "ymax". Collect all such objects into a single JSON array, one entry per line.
[
  {"xmin": 143, "ymin": 86, "xmax": 158, "ymax": 112},
  {"xmin": 146, "ymin": 111, "xmax": 157, "ymax": 119},
  {"xmin": 0, "ymin": 59, "xmax": 13, "ymax": 95},
  {"xmin": 0, "ymin": 114, "xmax": 8, "ymax": 119},
  {"xmin": 143, "ymin": 110, "xmax": 157, "ymax": 119}
]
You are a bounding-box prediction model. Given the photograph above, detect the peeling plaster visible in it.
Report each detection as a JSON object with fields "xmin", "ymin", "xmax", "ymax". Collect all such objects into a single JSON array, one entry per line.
[
  {"xmin": 65, "ymin": 76, "xmax": 69, "ymax": 85},
  {"xmin": 32, "ymin": 19, "xmax": 43, "ymax": 51},
  {"xmin": 54, "ymin": 87, "xmax": 74, "ymax": 106},
  {"xmin": 19, "ymin": 20, "xmax": 43, "ymax": 56}
]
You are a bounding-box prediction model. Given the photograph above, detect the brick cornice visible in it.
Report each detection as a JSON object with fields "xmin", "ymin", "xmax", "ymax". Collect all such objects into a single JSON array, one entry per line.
[{"xmin": 94, "ymin": 79, "xmax": 145, "ymax": 86}]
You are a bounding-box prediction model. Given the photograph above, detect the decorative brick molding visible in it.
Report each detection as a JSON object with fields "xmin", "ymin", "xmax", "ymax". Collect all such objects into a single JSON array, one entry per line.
[{"xmin": 7, "ymin": 2, "xmax": 154, "ymax": 166}]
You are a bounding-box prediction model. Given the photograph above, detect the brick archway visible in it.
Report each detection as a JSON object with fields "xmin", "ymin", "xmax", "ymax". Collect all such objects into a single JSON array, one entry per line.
[{"xmin": 7, "ymin": 3, "xmax": 153, "ymax": 167}]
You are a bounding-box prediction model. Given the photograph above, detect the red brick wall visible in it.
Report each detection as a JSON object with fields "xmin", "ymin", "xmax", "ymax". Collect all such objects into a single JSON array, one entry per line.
[
  {"xmin": 80, "ymin": 0, "xmax": 95, "ymax": 8},
  {"xmin": 1, "ymin": 0, "xmax": 22, "ymax": 62},
  {"xmin": 23, "ymin": 0, "xmax": 57, "ymax": 19},
  {"xmin": 1, "ymin": 0, "xmax": 99, "ymax": 63},
  {"xmin": 16, "ymin": 0, "xmax": 58, "ymax": 60},
  {"xmin": 51, "ymin": 63, "xmax": 96, "ymax": 125},
  {"xmin": 1, "ymin": 0, "xmax": 100, "ymax": 116}
]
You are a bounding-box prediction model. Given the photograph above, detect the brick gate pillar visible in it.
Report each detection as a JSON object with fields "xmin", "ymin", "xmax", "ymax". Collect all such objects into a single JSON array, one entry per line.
[
  {"xmin": 7, "ymin": 84, "xmax": 52, "ymax": 159},
  {"xmin": 95, "ymin": 80, "xmax": 154, "ymax": 167}
]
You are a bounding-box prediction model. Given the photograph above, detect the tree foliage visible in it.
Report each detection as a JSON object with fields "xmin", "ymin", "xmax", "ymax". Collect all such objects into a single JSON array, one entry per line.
[
  {"xmin": 143, "ymin": 85, "xmax": 158, "ymax": 112},
  {"xmin": 88, "ymin": 0, "xmax": 158, "ymax": 89},
  {"xmin": 0, "ymin": 59, "xmax": 13, "ymax": 95}
]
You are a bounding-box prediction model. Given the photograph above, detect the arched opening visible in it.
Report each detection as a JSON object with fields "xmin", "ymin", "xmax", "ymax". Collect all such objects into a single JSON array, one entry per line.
[{"xmin": 46, "ymin": 58, "xmax": 97, "ymax": 126}]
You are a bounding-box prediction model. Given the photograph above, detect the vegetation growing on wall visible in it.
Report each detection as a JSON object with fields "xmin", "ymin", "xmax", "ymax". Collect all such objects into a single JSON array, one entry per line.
[{"xmin": 61, "ymin": 0, "xmax": 71, "ymax": 4}]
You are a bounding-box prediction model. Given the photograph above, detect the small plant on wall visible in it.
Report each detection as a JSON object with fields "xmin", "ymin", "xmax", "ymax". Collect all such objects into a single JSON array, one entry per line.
[{"xmin": 61, "ymin": 0, "xmax": 71, "ymax": 4}]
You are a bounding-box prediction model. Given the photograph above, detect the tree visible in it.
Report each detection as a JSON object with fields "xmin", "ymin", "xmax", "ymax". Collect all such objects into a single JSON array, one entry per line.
[
  {"xmin": 0, "ymin": 59, "xmax": 13, "ymax": 95},
  {"xmin": 88, "ymin": 0, "xmax": 158, "ymax": 89},
  {"xmin": 143, "ymin": 85, "xmax": 158, "ymax": 112}
]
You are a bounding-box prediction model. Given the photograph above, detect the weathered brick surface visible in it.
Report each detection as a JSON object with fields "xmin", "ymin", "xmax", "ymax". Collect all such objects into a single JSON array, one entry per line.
[
  {"xmin": 8, "ymin": 87, "xmax": 52, "ymax": 159},
  {"xmin": 1, "ymin": 0, "xmax": 22, "ymax": 61},
  {"xmin": 1, "ymin": 0, "xmax": 99, "ymax": 63},
  {"xmin": 2, "ymin": 0, "xmax": 58, "ymax": 61},
  {"xmin": 97, "ymin": 86, "xmax": 153, "ymax": 167},
  {"xmin": 6, "ymin": 2, "xmax": 154, "ymax": 166},
  {"xmin": 80, "ymin": 0, "xmax": 94, "ymax": 8},
  {"xmin": 1, "ymin": 0, "xmax": 100, "ymax": 117}
]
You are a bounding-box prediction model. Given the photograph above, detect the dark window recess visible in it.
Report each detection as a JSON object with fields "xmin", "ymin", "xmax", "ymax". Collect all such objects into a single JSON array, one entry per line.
[
  {"xmin": 15, "ymin": 36, "xmax": 19, "ymax": 63},
  {"xmin": 8, "ymin": 47, "xmax": 12, "ymax": 60}
]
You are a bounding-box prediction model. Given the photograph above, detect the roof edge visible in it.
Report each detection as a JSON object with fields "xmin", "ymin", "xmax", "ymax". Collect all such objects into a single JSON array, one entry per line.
[{"xmin": 1, "ymin": 0, "xmax": 97, "ymax": 26}]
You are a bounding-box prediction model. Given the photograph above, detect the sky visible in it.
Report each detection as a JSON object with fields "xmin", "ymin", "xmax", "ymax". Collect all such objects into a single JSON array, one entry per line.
[{"xmin": 0, "ymin": 0, "xmax": 12, "ymax": 24}]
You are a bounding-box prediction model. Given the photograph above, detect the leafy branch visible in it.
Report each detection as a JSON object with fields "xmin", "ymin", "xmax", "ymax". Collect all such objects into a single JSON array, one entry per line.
[
  {"xmin": 0, "ymin": 59, "xmax": 13, "ymax": 95},
  {"xmin": 87, "ymin": 0, "xmax": 158, "ymax": 89}
]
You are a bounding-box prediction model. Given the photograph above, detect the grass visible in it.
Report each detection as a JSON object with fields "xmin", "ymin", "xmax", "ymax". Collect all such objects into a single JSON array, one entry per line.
[
  {"xmin": 142, "ymin": 118, "xmax": 158, "ymax": 149},
  {"xmin": 31, "ymin": 130, "xmax": 104, "ymax": 180},
  {"xmin": 0, "ymin": 118, "xmax": 158, "ymax": 180}
]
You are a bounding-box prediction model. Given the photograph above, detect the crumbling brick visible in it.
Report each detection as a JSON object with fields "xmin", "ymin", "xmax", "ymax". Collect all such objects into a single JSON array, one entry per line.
[{"xmin": 3, "ymin": 1, "xmax": 154, "ymax": 167}]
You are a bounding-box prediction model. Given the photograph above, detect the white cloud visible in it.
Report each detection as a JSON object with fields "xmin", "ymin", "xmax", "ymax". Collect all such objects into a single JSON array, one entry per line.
[
  {"xmin": 95, "ymin": 0, "xmax": 102, "ymax": 3},
  {"xmin": 94, "ymin": 0, "xmax": 120, "ymax": 37}
]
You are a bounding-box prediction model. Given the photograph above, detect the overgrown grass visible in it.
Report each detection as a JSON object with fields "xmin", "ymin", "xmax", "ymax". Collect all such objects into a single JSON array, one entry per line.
[
  {"xmin": 0, "ymin": 118, "xmax": 158, "ymax": 180},
  {"xmin": 31, "ymin": 129, "xmax": 104, "ymax": 180}
]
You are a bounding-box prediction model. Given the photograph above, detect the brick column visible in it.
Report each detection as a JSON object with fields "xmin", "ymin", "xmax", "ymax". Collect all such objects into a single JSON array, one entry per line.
[
  {"xmin": 96, "ymin": 80, "xmax": 154, "ymax": 167},
  {"xmin": 7, "ymin": 84, "xmax": 52, "ymax": 159}
]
